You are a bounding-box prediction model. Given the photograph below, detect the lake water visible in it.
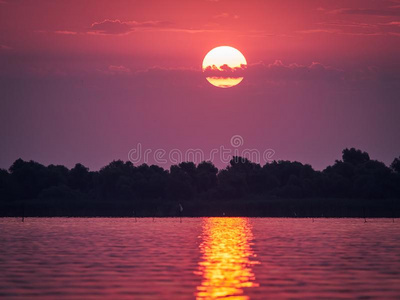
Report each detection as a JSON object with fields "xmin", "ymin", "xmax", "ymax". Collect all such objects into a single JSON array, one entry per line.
[{"xmin": 1, "ymin": 218, "xmax": 400, "ymax": 299}]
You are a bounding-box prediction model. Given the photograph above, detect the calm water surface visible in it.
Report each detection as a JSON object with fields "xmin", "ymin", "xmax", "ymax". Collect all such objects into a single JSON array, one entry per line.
[{"xmin": 1, "ymin": 218, "xmax": 400, "ymax": 299}]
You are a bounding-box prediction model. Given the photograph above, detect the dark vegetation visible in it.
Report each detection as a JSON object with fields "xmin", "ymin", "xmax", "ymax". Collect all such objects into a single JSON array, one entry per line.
[{"xmin": 1, "ymin": 148, "xmax": 399, "ymax": 217}]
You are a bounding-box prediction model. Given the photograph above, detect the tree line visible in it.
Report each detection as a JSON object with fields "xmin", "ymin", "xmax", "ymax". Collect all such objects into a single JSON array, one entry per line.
[{"xmin": 1, "ymin": 148, "xmax": 399, "ymax": 217}]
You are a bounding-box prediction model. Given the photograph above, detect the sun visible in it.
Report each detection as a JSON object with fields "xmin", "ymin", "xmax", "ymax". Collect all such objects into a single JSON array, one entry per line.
[{"xmin": 202, "ymin": 46, "xmax": 247, "ymax": 88}]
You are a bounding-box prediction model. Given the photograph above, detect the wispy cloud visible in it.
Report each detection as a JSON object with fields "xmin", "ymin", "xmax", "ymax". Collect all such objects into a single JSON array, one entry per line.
[
  {"xmin": 382, "ymin": 21, "xmax": 400, "ymax": 26},
  {"xmin": 0, "ymin": 44, "xmax": 12, "ymax": 50},
  {"xmin": 318, "ymin": 21, "xmax": 378, "ymax": 29},
  {"xmin": 126, "ymin": 60, "xmax": 346, "ymax": 87},
  {"xmin": 87, "ymin": 19, "xmax": 173, "ymax": 35},
  {"xmin": 297, "ymin": 28, "xmax": 399, "ymax": 37},
  {"xmin": 390, "ymin": 0, "xmax": 400, "ymax": 8},
  {"xmin": 100, "ymin": 65, "xmax": 132, "ymax": 75},
  {"xmin": 298, "ymin": 20, "xmax": 400, "ymax": 37},
  {"xmin": 246, "ymin": 60, "xmax": 344, "ymax": 82},
  {"xmin": 298, "ymin": 29, "xmax": 340, "ymax": 34},
  {"xmin": 330, "ymin": 8, "xmax": 400, "ymax": 17},
  {"xmin": 44, "ymin": 19, "xmax": 219, "ymax": 36},
  {"xmin": 88, "ymin": 19, "xmax": 133, "ymax": 35},
  {"xmin": 213, "ymin": 13, "xmax": 239, "ymax": 19},
  {"xmin": 54, "ymin": 30, "xmax": 78, "ymax": 35}
]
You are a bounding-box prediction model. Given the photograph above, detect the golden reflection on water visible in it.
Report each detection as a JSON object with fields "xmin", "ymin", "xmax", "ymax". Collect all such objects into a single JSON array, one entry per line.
[{"xmin": 196, "ymin": 218, "xmax": 259, "ymax": 300}]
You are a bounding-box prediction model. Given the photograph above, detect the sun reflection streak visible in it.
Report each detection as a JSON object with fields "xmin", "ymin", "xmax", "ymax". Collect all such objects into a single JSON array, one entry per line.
[{"xmin": 196, "ymin": 218, "xmax": 259, "ymax": 300}]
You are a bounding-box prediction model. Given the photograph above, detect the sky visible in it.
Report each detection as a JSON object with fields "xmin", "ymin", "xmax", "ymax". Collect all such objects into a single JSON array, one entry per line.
[{"xmin": 1, "ymin": 0, "xmax": 400, "ymax": 170}]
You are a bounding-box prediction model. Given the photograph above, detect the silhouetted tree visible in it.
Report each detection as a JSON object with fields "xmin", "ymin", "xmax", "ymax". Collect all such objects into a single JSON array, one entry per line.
[
  {"xmin": 97, "ymin": 160, "xmax": 136, "ymax": 200},
  {"xmin": 39, "ymin": 185, "xmax": 78, "ymax": 200},
  {"xmin": 168, "ymin": 163, "xmax": 195, "ymax": 200},
  {"xmin": 0, "ymin": 169, "xmax": 13, "ymax": 201},
  {"xmin": 133, "ymin": 164, "xmax": 168, "ymax": 199},
  {"xmin": 196, "ymin": 161, "xmax": 218, "ymax": 193},
  {"xmin": 352, "ymin": 160, "xmax": 393, "ymax": 198},
  {"xmin": 342, "ymin": 148, "xmax": 370, "ymax": 165},
  {"xmin": 391, "ymin": 157, "xmax": 400, "ymax": 173},
  {"xmin": 1, "ymin": 149, "xmax": 399, "ymax": 217},
  {"xmin": 217, "ymin": 157, "xmax": 261, "ymax": 198},
  {"xmin": 9, "ymin": 159, "xmax": 53, "ymax": 199},
  {"xmin": 69, "ymin": 163, "xmax": 90, "ymax": 192}
]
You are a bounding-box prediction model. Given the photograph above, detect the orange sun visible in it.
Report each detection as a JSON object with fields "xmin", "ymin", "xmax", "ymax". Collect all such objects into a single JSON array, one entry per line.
[{"xmin": 202, "ymin": 46, "xmax": 247, "ymax": 88}]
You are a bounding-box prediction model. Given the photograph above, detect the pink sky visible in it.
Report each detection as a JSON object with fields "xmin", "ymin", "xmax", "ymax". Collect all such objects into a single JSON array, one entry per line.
[{"xmin": 0, "ymin": 0, "xmax": 400, "ymax": 170}]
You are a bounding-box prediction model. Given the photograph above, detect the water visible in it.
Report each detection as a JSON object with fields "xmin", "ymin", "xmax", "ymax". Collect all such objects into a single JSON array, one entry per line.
[{"xmin": 1, "ymin": 218, "xmax": 400, "ymax": 299}]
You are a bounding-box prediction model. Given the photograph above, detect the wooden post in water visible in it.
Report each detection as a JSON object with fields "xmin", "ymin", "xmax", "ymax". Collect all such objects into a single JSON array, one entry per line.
[
  {"xmin": 21, "ymin": 203, "xmax": 25, "ymax": 223},
  {"xmin": 133, "ymin": 210, "xmax": 137, "ymax": 222},
  {"xmin": 392, "ymin": 198, "xmax": 395, "ymax": 223},
  {"xmin": 179, "ymin": 203, "xmax": 183, "ymax": 223}
]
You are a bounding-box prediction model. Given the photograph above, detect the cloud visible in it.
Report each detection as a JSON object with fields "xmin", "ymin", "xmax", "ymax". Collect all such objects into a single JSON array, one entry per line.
[
  {"xmin": 237, "ymin": 31, "xmax": 293, "ymax": 38},
  {"xmin": 389, "ymin": 0, "xmax": 400, "ymax": 8},
  {"xmin": 128, "ymin": 61, "xmax": 345, "ymax": 88},
  {"xmin": 383, "ymin": 21, "xmax": 400, "ymax": 26},
  {"xmin": 246, "ymin": 60, "xmax": 344, "ymax": 82},
  {"xmin": 203, "ymin": 64, "xmax": 247, "ymax": 77},
  {"xmin": 0, "ymin": 44, "xmax": 12, "ymax": 50},
  {"xmin": 331, "ymin": 8, "xmax": 400, "ymax": 17},
  {"xmin": 5, "ymin": 59, "xmax": 387, "ymax": 87},
  {"xmin": 297, "ymin": 21, "xmax": 400, "ymax": 37},
  {"xmin": 108, "ymin": 65, "xmax": 131, "ymax": 75},
  {"xmin": 88, "ymin": 19, "xmax": 173, "ymax": 35},
  {"xmin": 133, "ymin": 67, "xmax": 202, "ymax": 88},
  {"xmin": 298, "ymin": 29, "xmax": 341, "ymax": 34},
  {"xmin": 48, "ymin": 19, "xmax": 215, "ymax": 36},
  {"xmin": 156, "ymin": 28, "xmax": 224, "ymax": 34},
  {"xmin": 213, "ymin": 13, "xmax": 239, "ymax": 19},
  {"xmin": 97, "ymin": 65, "xmax": 132, "ymax": 75},
  {"xmin": 54, "ymin": 30, "xmax": 78, "ymax": 35},
  {"xmin": 129, "ymin": 61, "xmax": 394, "ymax": 89},
  {"xmin": 89, "ymin": 19, "xmax": 135, "ymax": 35},
  {"xmin": 37, "ymin": 19, "xmax": 175, "ymax": 36},
  {"xmin": 318, "ymin": 21, "xmax": 378, "ymax": 29}
]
